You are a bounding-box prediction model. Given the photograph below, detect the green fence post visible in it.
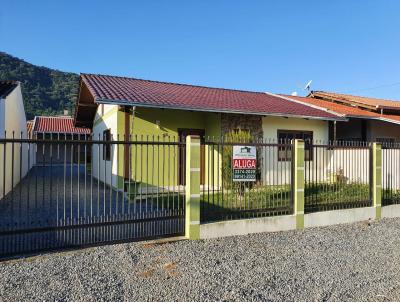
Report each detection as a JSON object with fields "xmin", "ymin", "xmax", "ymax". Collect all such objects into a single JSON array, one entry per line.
[
  {"xmin": 292, "ymin": 139, "xmax": 305, "ymax": 230},
  {"xmin": 185, "ymin": 135, "xmax": 201, "ymax": 239},
  {"xmin": 371, "ymin": 142, "xmax": 382, "ymax": 219}
]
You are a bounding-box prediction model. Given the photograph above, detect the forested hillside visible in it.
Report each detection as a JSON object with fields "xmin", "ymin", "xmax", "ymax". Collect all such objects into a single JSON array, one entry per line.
[{"xmin": 0, "ymin": 52, "xmax": 79, "ymax": 119}]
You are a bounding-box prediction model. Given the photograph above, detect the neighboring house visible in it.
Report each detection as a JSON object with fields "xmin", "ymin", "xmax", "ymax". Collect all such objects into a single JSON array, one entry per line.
[
  {"xmin": 0, "ymin": 81, "xmax": 29, "ymax": 198},
  {"xmin": 74, "ymin": 74, "xmax": 343, "ymax": 190},
  {"xmin": 31, "ymin": 115, "xmax": 91, "ymax": 164},
  {"xmin": 26, "ymin": 120, "xmax": 34, "ymax": 139},
  {"xmin": 294, "ymin": 91, "xmax": 400, "ymax": 143},
  {"xmin": 280, "ymin": 92, "xmax": 400, "ymax": 186}
]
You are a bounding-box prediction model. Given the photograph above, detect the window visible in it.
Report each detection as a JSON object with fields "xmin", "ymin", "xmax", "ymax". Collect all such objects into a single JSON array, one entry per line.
[
  {"xmin": 103, "ymin": 129, "xmax": 111, "ymax": 161},
  {"xmin": 277, "ymin": 130, "xmax": 313, "ymax": 161}
]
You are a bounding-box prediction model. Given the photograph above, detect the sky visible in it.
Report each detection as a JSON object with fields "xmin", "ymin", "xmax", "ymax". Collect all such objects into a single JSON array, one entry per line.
[{"xmin": 1, "ymin": 1, "xmax": 400, "ymax": 99}]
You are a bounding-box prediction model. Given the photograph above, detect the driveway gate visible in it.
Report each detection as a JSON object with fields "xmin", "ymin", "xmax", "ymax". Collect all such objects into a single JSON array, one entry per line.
[{"xmin": 0, "ymin": 134, "xmax": 185, "ymax": 258}]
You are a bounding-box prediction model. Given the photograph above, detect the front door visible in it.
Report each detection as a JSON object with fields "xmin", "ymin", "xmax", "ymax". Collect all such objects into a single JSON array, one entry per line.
[{"xmin": 178, "ymin": 129, "xmax": 205, "ymax": 185}]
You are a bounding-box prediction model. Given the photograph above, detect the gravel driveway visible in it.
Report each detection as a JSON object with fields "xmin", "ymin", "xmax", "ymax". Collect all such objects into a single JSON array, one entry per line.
[{"xmin": 1, "ymin": 218, "xmax": 400, "ymax": 301}]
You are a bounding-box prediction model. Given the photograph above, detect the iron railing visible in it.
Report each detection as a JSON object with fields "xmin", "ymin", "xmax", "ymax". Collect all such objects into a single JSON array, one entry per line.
[
  {"xmin": 304, "ymin": 141, "xmax": 371, "ymax": 213},
  {"xmin": 0, "ymin": 133, "xmax": 185, "ymax": 257},
  {"xmin": 2, "ymin": 130, "xmax": 399, "ymax": 257},
  {"xmin": 382, "ymin": 142, "xmax": 400, "ymax": 206},
  {"xmin": 200, "ymin": 138, "xmax": 293, "ymax": 222}
]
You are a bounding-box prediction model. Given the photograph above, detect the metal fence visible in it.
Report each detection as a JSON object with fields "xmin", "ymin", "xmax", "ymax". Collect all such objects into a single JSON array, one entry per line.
[
  {"xmin": 304, "ymin": 141, "xmax": 371, "ymax": 213},
  {"xmin": 0, "ymin": 134, "xmax": 185, "ymax": 258},
  {"xmin": 2, "ymin": 131, "xmax": 400, "ymax": 257},
  {"xmin": 200, "ymin": 138, "xmax": 293, "ymax": 222},
  {"xmin": 382, "ymin": 142, "xmax": 400, "ymax": 206}
]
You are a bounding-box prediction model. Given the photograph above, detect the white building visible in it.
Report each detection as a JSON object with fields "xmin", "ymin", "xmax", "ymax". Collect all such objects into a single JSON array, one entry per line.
[{"xmin": 0, "ymin": 81, "xmax": 30, "ymax": 198}]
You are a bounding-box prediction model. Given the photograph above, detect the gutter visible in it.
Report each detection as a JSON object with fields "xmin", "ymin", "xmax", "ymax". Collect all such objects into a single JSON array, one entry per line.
[
  {"xmin": 94, "ymin": 98, "xmax": 345, "ymax": 122},
  {"xmin": 346, "ymin": 114, "xmax": 400, "ymax": 126}
]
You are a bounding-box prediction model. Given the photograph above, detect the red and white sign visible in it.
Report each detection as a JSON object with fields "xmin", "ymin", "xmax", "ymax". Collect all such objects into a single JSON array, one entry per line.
[
  {"xmin": 232, "ymin": 146, "xmax": 257, "ymax": 182},
  {"xmin": 233, "ymin": 159, "xmax": 256, "ymax": 169}
]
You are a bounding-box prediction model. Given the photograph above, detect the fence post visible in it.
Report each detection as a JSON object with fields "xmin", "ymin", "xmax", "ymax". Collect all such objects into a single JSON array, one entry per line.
[
  {"xmin": 185, "ymin": 135, "xmax": 201, "ymax": 240},
  {"xmin": 292, "ymin": 139, "xmax": 305, "ymax": 230},
  {"xmin": 371, "ymin": 142, "xmax": 382, "ymax": 219}
]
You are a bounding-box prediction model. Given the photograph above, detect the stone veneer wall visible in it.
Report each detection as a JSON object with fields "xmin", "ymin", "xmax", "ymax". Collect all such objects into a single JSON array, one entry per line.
[
  {"xmin": 221, "ymin": 113, "xmax": 263, "ymax": 139},
  {"xmin": 221, "ymin": 113, "xmax": 264, "ymax": 182}
]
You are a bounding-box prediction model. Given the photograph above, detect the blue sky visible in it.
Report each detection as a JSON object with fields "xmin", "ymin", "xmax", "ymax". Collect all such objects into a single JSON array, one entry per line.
[{"xmin": 1, "ymin": 1, "xmax": 400, "ymax": 99}]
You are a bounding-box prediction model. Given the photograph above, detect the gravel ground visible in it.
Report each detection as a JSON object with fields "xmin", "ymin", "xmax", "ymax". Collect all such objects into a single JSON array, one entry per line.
[{"xmin": 2, "ymin": 218, "xmax": 400, "ymax": 301}]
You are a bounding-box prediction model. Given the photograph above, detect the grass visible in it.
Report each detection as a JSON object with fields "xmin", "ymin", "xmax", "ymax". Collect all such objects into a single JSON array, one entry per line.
[
  {"xmin": 126, "ymin": 182, "xmax": 400, "ymax": 218},
  {"xmin": 383, "ymin": 188, "xmax": 400, "ymax": 205},
  {"xmin": 201, "ymin": 184, "xmax": 291, "ymax": 211},
  {"xmin": 201, "ymin": 182, "xmax": 380, "ymax": 220}
]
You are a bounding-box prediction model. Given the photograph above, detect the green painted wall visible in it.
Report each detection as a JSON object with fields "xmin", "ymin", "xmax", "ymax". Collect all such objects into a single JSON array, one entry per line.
[{"xmin": 117, "ymin": 107, "xmax": 221, "ymax": 189}]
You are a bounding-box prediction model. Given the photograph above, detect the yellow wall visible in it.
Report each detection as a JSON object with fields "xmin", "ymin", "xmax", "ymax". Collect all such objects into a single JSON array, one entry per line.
[
  {"xmin": 92, "ymin": 106, "xmax": 222, "ymax": 189},
  {"xmin": 128, "ymin": 107, "xmax": 221, "ymax": 189},
  {"xmin": 93, "ymin": 108, "xmax": 332, "ymax": 190}
]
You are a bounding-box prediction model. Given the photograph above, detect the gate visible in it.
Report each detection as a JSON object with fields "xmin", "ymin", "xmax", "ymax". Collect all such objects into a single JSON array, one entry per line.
[{"xmin": 0, "ymin": 134, "xmax": 185, "ymax": 258}]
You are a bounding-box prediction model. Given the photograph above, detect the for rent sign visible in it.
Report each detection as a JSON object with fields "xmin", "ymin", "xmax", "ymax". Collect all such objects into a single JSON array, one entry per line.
[{"xmin": 232, "ymin": 145, "xmax": 257, "ymax": 181}]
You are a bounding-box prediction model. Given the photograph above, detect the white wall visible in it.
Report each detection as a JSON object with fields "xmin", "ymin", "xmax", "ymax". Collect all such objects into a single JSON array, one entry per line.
[
  {"xmin": 92, "ymin": 105, "xmax": 120, "ymax": 189},
  {"xmin": 0, "ymin": 98, "xmax": 4, "ymax": 136},
  {"xmin": 382, "ymin": 149, "xmax": 400, "ymax": 190},
  {"xmin": 261, "ymin": 116, "xmax": 329, "ymax": 185},
  {"xmin": 261, "ymin": 117, "xmax": 372, "ymax": 186},
  {"xmin": 0, "ymin": 84, "xmax": 29, "ymax": 199},
  {"xmin": 307, "ymin": 147, "xmax": 370, "ymax": 184},
  {"xmin": 262, "ymin": 116, "xmax": 329, "ymax": 141}
]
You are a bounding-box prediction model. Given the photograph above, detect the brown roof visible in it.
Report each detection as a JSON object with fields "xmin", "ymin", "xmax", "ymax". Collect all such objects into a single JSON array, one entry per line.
[
  {"xmin": 33, "ymin": 116, "xmax": 91, "ymax": 134},
  {"xmin": 75, "ymin": 74, "xmax": 344, "ymax": 128},
  {"xmin": 311, "ymin": 91, "xmax": 400, "ymax": 110},
  {"xmin": 282, "ymin": 94, "xmax": 400, "ymax": 124}
]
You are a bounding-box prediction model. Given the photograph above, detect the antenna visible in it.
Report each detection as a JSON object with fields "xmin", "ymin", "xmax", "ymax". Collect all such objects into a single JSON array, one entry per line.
[{"xmin": 304, "ymin": 80, "xmax": 312, "ymax": 91}]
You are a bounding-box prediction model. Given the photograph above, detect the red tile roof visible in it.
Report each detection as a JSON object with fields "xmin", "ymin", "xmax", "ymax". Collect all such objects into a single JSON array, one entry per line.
[
  {"xmin": 26, "ymin": 120, "xmax": 34, "ymax": 138},
  {"xmin": 33, "ymin": 116, "xmax": 91, "ymax": 134},
  {"xmin": 78, "ymin": 74, "xmax": 342, "ymax": 121},
  {"xmin": 311, "ymin": 91, "xmax": 400, "ymax": 110},
  {"xmin": 282, "ymin": 94, "xmax": 400, "ymax": 125}
]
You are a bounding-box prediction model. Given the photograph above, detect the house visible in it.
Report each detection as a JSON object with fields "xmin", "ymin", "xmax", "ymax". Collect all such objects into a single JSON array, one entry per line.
[
  {"xmin": 290, "ymin": 91, "xmax": 400, "ymax": 143},
  {"xmin": 278, "ymin": 92, "xmax": 400, "ymax": 186},
  {"xmin": 31, "ymin": 115, "xmax": 91, "ymax": 164},
  {"xmin": 0, "ymin": 81, "xmax": 29, "ymax": 198},
  {"xmin": 74, "ymin": 74, "xmax": 343, "ymax": 191}
]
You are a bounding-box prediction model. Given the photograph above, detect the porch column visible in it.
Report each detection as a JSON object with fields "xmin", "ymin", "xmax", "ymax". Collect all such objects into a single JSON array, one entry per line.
[
  {"xmin": 185, "ymin": 135, "xmax": 201, "ymax": 239},
  {"xmin": 292, "ymin": 139, "xmax": 305, "ymax": 230},
  {"xmin": 371, "ymin": 142, "xmax": 382, "ymax": 219}
]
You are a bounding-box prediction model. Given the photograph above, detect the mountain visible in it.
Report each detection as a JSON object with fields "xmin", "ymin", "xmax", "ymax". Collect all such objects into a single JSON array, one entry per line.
[{"xmin": 0, "ymin": 52, "xmax": 79, "ymax": 119}]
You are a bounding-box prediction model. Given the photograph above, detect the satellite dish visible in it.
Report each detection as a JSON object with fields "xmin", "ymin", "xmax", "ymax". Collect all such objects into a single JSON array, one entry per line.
[{"xmin": 304, "ymin": 80, "xmax": 312, "ymax": 91}]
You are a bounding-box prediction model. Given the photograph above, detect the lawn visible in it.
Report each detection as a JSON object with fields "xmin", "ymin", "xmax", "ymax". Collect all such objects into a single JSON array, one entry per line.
[
  {"xmin": 200, "ymin": 182, "xmax": 388, "ymax": 221},
  {"xmin": 126, "ymin": 182, "xmax": 400, "ymax": 220}
]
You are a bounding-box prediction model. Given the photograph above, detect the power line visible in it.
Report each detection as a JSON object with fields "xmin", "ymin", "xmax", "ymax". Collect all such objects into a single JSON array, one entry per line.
[{"xmin": 345, "ymin": 81, "xmax": 400, "ymax": 94}]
